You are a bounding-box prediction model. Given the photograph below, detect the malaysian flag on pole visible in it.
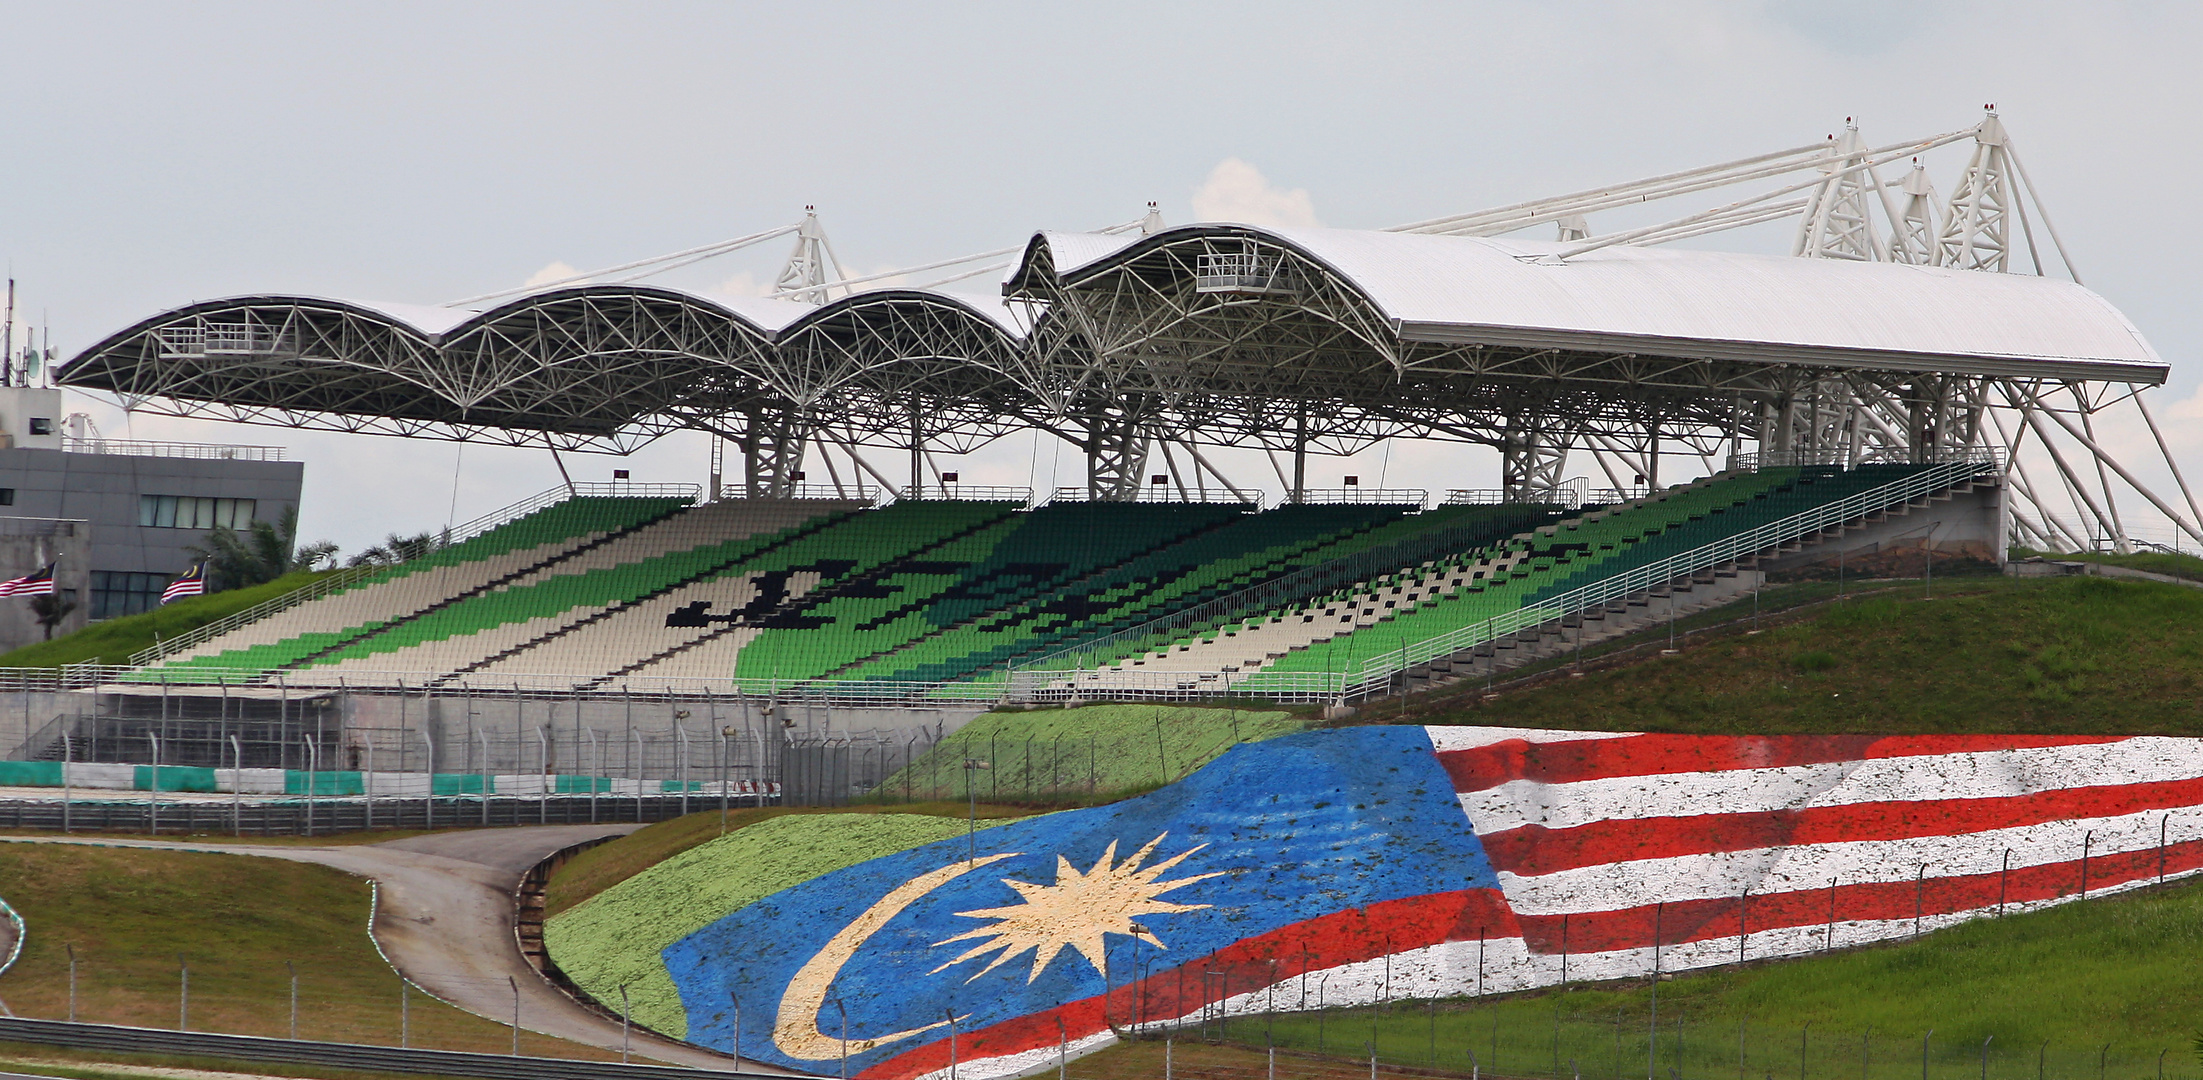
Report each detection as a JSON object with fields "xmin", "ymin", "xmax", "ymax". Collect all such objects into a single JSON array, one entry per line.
[
  {"xmin": 0, "ymin": 563, "xmax": 56, "ymax": 597},
  {"xmin": 161, "ymin": 562, "xmax": 207, "ymax": 604},
  {"xmin": 647, "ymin": 726, "xmax": 2203, "ymax": 1080}
]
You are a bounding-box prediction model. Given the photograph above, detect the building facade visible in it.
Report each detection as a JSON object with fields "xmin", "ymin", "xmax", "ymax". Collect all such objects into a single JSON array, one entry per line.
[{"xmin": 0, "ymin": 387, "xmax": 304, "ymax": 646}]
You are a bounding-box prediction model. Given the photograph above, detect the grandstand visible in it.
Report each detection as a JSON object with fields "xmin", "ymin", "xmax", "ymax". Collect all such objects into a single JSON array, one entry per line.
[{"xmin": 39, "ymin": 110, "xmax": 2191, "ymax": 710}]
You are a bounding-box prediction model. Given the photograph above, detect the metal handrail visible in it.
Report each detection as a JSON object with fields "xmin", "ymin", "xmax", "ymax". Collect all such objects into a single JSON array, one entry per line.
[
  {"xmin": 124, "ymin": 565, "xmax": 380, "ymax": 667},
  {"xmin": 1292, "ymin": 488, "xmax": 1429, "ymax": 506},
  {"xmin": 1340, "ymin": 454, "xmax": 2000, "ymax": 693},
  {"xmin": 63, "ymin": 437, "xmax": 287, "ymax": 461},
  {"xmin": 125, "ymin": 483, "xmax": 700, "ymax": 666},
  {"xmin": 1047, "ymin": 486, "xmax": 1264, "ymax": 507}
]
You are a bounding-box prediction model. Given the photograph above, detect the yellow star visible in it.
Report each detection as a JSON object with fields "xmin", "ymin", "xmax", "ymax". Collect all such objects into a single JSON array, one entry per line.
[{"xmin": 929, "ymin": 833, "xmax": 1219, "ymax": 984}]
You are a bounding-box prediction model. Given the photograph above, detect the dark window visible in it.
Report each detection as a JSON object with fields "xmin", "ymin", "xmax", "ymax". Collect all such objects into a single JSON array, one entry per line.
[
  {"xmin": 0, "ymin": 488, "xmax": 14, "ymax": 506},
  {"xmin": 138, "ymin": 494, "xmax": 255, "ymax": 529},
  {"xmin": 27, "ymin": 418, "xmax": 51, "ymax": 436},
  {"xmin": 91, "ymin": 570, "xmax": 170, "ymax": 619}
]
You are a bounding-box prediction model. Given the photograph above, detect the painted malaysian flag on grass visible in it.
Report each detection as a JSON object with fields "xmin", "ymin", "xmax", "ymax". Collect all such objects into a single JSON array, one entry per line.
[
  {"xmin": 161, "ymin": 562, "xmax": 207, "ymax": 604},
  {"xmin": 0, "ymin": 563, "xmax": 56, "ymax": 597},
  {"xmin": 652, "ymin": 726, "xmax": 2203, "ymax": 1080}
]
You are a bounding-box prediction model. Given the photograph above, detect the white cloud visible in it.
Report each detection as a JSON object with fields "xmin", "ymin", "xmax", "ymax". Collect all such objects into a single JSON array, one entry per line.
[
  {"xmin": 1190, "ymin": 159, "xmax": 1320, "ymax": 228},
  {"xmin": 712, "ymin": 270, "xmax": 772, "ymax": 298},
  {"xmin": 523, "ymin": 261, "xmax": 584, "ymax": 288}
]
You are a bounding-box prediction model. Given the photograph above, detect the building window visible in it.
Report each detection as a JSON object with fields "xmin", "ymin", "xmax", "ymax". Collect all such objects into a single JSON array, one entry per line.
[
  {"xmin": 91, "ymin": 571, "xmax": 170, "ymax": 619},
  {"xmin": 138, "ymin": 495, "xmax": 255, "ymax": 530},
  {"xmin": 0, "ymin": 488, "xmax": 13, "ymax": 506}
]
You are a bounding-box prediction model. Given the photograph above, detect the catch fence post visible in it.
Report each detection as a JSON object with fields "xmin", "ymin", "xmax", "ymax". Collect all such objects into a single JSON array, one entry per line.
[
  {"xmin": 147, "ymin": 732, "xmax": 161, "ymax": 835},
  {"xmin": 419, "ymin": 730, "xmax": 436, "ymax": 831}
]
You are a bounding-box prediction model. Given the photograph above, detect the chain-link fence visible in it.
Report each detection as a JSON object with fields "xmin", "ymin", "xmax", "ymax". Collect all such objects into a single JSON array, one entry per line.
[{"xmin": 1176, "ymin": 1000, "xmax": 2195, "ymax": 1080}]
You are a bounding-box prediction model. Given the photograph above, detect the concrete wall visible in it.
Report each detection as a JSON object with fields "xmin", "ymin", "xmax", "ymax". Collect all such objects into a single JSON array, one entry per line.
[{"xmin": 1761, "ymin": 479, "xmax": 2006, "ymax": 574}]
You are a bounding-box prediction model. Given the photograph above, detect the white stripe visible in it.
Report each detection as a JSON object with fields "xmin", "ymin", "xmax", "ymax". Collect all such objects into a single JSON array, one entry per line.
[
  {"xmin": 1461, "ymin": 737, "xmax": 2197, "ymax": 834},
  {"xmin": 1496, "ymin": 804, "xmax": 2196, "ymax": 913},
  {"xmin": 1424, "ymin": 726, "xmax": 1639, "ymax": 752}
]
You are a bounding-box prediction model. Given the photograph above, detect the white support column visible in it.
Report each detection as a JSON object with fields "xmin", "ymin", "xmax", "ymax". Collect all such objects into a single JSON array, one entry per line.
[
  {"xmin": 1794, "ymin": 124, "xmax": 1881, "ymax": 261},
  {"xmin": 1935, "ymin": 110, "xmax": 2014, "ymax": 272}
]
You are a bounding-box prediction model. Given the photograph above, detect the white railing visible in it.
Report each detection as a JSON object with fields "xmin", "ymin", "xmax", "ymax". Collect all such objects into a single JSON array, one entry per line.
[
  {"xmin": 63, "ymin": 438, "xmax": 287, "ymax": 461},
  {"xmin": 125, "ymin": 482, "xmax": 700, "ymax": 667},
  {"xmin": 712, "ymin": 484, "xmax": 882, "ymax": 504},
  {"xmin": 1010, "ymin": 454, "xmax": 1999, "ymax": 702},
  {"xmin": 1728, "ymin": 445, "xmax": 1991, "ymax": 471},
  {"xmin": 0, "ymin": 663, "xmax": 1013, "ymax": 706},
  {"xmin": 1047, "ymin": 486, "xmax": 1264, "ymax": 507},
  {"xmin": 1293, "ymin": 488, "xmax": 1429, "ymax": 506},
  {"xmin": 154, "ymin": 322, "xmax": 288, "ymax": 357},
  {"xmin": 899, "ymin": 485, "xmax": 1034, "ymax": 503},
  {"xmin": 1341, "ymin": 454, "xmax": 2000, "ymax": 694},
  {"xmin": 126, "ymin": 564, "xmax": 383, "ymax": 668}
]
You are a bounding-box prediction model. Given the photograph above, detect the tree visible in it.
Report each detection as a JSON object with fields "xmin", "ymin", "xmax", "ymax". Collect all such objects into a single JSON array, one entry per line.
[
  {"xmin": 185, "ymin": 506, "xmax": 339, "ymax": 591},
  {"xmin": 347, "ymin": 529, "xmax": 448, "ymax": 568},
  {"xmin": 29, "ymin": 591, "xmax": 75, "ymax": 640}
]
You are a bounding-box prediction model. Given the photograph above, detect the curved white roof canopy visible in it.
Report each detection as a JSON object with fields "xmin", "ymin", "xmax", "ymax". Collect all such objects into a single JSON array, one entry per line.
[
  {"xmin": 1015, "ymin": 224, "xmax": 2164, "ymax": 383},
  {"xmin": 59, "ymin": 283, "xmax": 1036, "ymax": 451}
]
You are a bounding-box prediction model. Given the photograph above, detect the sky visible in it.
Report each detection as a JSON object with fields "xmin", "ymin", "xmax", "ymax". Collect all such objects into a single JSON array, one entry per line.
[{"xmin": 1, "ymin": 1, "xmax": 2198, "ymax": 555}]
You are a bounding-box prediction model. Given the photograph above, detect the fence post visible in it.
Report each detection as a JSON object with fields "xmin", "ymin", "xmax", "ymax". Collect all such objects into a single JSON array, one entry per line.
[
  {"xmin": 146, "ymin": 732, "xmax": 161, "ymax": 835},
  {"xmin": 419, "ymin": 730, "xmax": 436, "ymax": 831},
  {"xmin": 287, "ymin": 959, "xmax": 299, "ymax": 1039}
]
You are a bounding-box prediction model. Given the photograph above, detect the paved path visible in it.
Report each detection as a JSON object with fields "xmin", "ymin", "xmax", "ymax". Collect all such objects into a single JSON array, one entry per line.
[{"xmin": 0, "ymin": 828, "xmax": 779, "ymax": 1072}]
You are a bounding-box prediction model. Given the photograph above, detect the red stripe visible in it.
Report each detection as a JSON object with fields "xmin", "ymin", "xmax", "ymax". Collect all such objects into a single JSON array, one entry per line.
[
  {"xmin": 1516, "ymin": 836, "xmax": 2203, "ymax": 955},
  {"xmin": 1437, "ymin": 734, "xmax": 2127, "ymax": 794},
  {"xmin": 1481, "ymin": 778, "xmax": 2203, "ymax": 876},
  {"xmin": 858, "ymin": 888, "xmax": 1519, "ymax": 1080}
]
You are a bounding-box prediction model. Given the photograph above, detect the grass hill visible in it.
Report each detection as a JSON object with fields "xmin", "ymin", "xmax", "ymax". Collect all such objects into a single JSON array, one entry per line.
[
  {"xmin": 1240, "ymin": 872, "xmax": 2203, "ymax": 1075},
  {"xmin": 1410, "ymin": 573, "xmax": 2203, "ymax": 736},
  {"xmin": 0, "ymin": 841, "xmax": 608, "ymax": 1058}
]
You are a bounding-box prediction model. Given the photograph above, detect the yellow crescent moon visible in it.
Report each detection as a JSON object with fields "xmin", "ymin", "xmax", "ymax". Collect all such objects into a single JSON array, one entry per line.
[{"xmin": 772, "ymin": 853, "xmax": 1020, "ymax": 1061}]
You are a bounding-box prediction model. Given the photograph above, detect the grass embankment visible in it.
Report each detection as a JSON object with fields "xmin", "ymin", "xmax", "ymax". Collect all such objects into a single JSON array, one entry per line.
[
  {"xmin": 2018, "ymin": 545, "xmax": 2203, "ymax": 584},
  {"xmin": 0, "ymin": 843, "xmax": 609, "ymax": 1058},
  {"xmin": 0, "ymin": 1043, "xmax": 491, "ymax": 1080},
  {"xmin": 879, "ymin": 703, "xmax": 1306, "ymax": 802},
  {"xmin": 0, "ymin": 570, "xmax": 332, "ymax": 668},
  {"xmin": 1229, "ymin": 875, "xmax": 2203, "ymax": 1079},
  {"xmin": 544, "ymin": 802, "xmax": 1032, "ymax": 918},
  {"xmin": 544, "ymin": 807, "xmax": 1033, "ymax": 1039},
  {"xmin": 1426, "ymin": 575, "xmax": 2203, "ymax": 735}
]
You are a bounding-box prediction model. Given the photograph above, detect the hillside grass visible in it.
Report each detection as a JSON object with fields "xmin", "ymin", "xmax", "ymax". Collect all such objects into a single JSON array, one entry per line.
[
  {"xmin": 879, "ymin": 703, "xmax": 1306, "ymax": 802},
  {"xmin": 1242, "ymin": 876, "xmax": 2203, "ymax": 1077},
  {"xmin": 1427, "ymin": 575, "xmax": 2203, "ymax": 734},
  {"xmin": 0, "ymin": 570, "xmax": 332, "ymax": 668},
  {"xmin": 544, "ymin": 807, "xmax": 1035, "ymax": 1038},
  {"xmin": 2019, "ymin": 545, "xmax": 2203, "ymax": 584},
  {"xmin": 544, "ymin": 802, "xmax": 1033, "ymax": 918},
  {"xmin": 0, "ymin": 842, "xmax": 612, "ymax": 1058}
]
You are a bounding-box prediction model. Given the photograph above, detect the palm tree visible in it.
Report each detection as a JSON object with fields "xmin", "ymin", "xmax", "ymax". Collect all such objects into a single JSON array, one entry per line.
[
  {"xmin": 29, "ymin": 591, "xmax": 75, "ymax": 640},
  {"xmin": 347, "ymin": 529, "xmax": 447, "ymax": 567},
  {"xmin": 185, "ymin": 506, "xmax": 339, "ymax": 591}
]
